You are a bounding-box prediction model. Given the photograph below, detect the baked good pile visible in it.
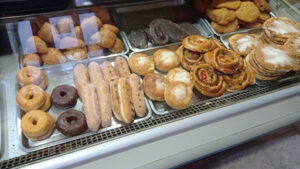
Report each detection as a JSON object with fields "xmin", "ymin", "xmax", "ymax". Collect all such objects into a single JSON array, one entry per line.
[
  {"xmin": 228, "ymin": 17, "xmax": 300, "ymax": 80},
  {"xmin": 195, "ymin": 0, "xmax": 271, "ymax": 33},
  {"xmin": 22, "ymin": 6, "xmax": 124, "ymax": 67}
]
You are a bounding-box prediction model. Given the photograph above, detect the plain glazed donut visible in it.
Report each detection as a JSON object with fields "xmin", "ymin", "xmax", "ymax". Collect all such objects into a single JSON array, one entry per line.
[
  {"xmin": 17, "ymin": 66, "xmax": 43, "ymax": 86},
  {"xmin": 56, "ymin": 110, "xmax": 87, "ymax": 136},
  {"xmin": 21, "ymin": 110, "xmax": 55, "ymax": 141},
  {"xmin": 51, "ymin": 85, "xmax": 78, "ymax": 108},
  {"xmin": 17, "ymin": 85, "xmax": 46, "ymax": 112}
]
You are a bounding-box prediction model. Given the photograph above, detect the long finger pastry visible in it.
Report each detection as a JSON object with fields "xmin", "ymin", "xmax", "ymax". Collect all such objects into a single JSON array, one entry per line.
[
  {"xmin": 118, "ymin": 78, "xmax": 134, "ymax": 123},
  {"xmin": 129, "ymin": 74, "xmax": 147, "ymax": 118},
  {"xmin": 96, "ymin": 80, "xmax": 112, "ymax": 127},
  {"xmin": 88, "ymin": 61, "xmax": 104, "ymax": 86},
  {"xmin": 115, "ymin": 57, "xmax": 131, "ymax": 78},
  {"xmin": 101, "ymin": 61, "xmax": 118, "ymax": 84},
  {"xmin": 110, "ymin": 76, "xmax": 122, "ymax": 121},
  {"xmin": 74, "ymin": 64, "xmax": 89, "ymax": 98},
  {"xmin": 82, "ymin": 84, "xmax": 101, "ymax": 131}
]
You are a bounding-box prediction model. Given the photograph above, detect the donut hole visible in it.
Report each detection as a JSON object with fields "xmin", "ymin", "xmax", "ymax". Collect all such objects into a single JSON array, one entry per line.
[
  {"xmin": 31, "ymin": 118, "xmax": 38, "ymax": 125},
  {"xmin": 27, "ymin": 94, "xmax": 34, "ymax": 100},
  {"xmin": 66, "ymin": 116, "xmax": 77, "ymax": 125},
  {"xmin": 59, "ymin": 91, "xmax": 67, "ymax": 97}
]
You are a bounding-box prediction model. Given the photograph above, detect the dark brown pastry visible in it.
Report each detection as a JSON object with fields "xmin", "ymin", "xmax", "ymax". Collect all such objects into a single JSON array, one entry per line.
[
  {"xmin": 51, "ymin": 85, "xmax": 79, "ymax": 108},
  {"xmin": 56, "ymin": 110, "xmax": 87, "ymax": 136}
]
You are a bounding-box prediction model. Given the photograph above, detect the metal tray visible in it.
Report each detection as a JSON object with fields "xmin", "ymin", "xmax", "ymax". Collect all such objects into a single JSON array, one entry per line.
[
  {"xmin": 16, "ymin": 55, "xmax": 152, "ymax": 152},
  {"xmin": 122, "ymin": 23, "xmax": 210, "ymax": 52},
  {"xmin": 17, "ymin": 32, "xmax": 129, "ymax": 69},
  {"xmin": 203, "ymin": 12, "xmax": 276, "ymax": 37},
  {"xmin": 220, "ymin": 28, "xmax": 300, "ymax": 87},
  {"xmin": 129, "ymin": 44, "xmax": 252, "ymax": 115},
  {"xmin": 0, "ymin": 83, "xmax": 4, "ymax": 157}
]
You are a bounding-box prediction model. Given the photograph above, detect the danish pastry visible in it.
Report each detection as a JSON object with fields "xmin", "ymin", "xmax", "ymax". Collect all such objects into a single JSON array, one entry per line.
[
  {"xmin": 235, "ymin": 1, "xmax": 260, "ymax": 23},
  {"xmin": 63, "ymin": 47, "xmax": 87, "ymax": 60},
  {"xmin": 128, "ymin": 53, "xmax": 155, "ymax": 76},
  {"xmin": 191, "ymin": 63, "xmax": 227, "ymax": 97},
  {"xmin": 23, "ymin": 53, "xmax": 43, "ymax": 67},
  {"xmin": 211, "ymin": 19, "xmax": 239, "ymax": 34},
  {"xmin": 204, "ymin": 48, "xmax": 244, "ymax": 74},
  {"xmin": 164, "ymin": 81, "xmax": 193, "ymax": 110},
  {"xmin": 38, "ymin": 22, "xmax": 59, "ymax": 44},
  {"xmin": 143, "ymin": 73, "xmax": 168, "ymax": 101},
  {"xmin": 41, "ymin": 48, "xmax": 67, "ymax": 65},
  {"xmin": 182, "ymin": 35, "xmax": 214, "ymax": 53},
  {"xmin": 153, "ymin": 49, "xmax": 180, "ymax": 72},
  {"xmin": 21, "ymin": 110, "xmax": 55, "ymax": 141},
  {"xmin": 166, "ymin": 68, "xmax": 193, "ymax": 88},
  {"xmin": 26, "ymin": 36, "xmax": 48, "ymax": 54},
  {"xmin": 229, "ymin": 34, "xmax": 262, "ymax": 56},
  {"xmin": 263, "ymin": 17, "xmax": 300, "ymax": 45},
  {"xmin": 212, "ymin": 0, "xmax": 241, "ymax": 10}
]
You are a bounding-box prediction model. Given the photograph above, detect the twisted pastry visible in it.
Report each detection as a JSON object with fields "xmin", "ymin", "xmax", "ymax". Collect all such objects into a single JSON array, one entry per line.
[
  {"xmin": 204, "ymin": 48, "xmax": 243, "ymax": 74},
  {"xmin": 191, "ymin": 63, "xmax": 227, "ymax": 97},
  {"xmin": 224, "ymin": 63, "xmax": 255, "ymax": 92},
  {"xmin": 177, "ymin": 45, "xmax": 204, "ymax": 71},
  {"xmin": 182, "ymin": 35, "xmax": 215, "ymax": 53}
]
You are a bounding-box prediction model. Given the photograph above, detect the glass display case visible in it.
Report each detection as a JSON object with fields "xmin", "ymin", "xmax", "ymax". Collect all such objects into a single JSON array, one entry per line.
[{"xmin": 0, "ymin": 0, "xmax": 299, "ymax": 168}]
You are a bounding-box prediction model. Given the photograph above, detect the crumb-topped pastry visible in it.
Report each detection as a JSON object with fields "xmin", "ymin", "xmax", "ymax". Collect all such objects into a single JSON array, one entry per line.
[
  {"xmin": 229, "ymin": 34, "xmax": 262, "ymax": 56},
  {"xmin": 262, "ymin": 17, "xmax": 300, "ymax": 45}
]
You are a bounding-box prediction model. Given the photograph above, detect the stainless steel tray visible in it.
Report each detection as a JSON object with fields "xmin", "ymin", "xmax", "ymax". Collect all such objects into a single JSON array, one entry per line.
[
  {"xmin": 0, "ymin": 83, "xmax": 4, "ymax": 157},
  {"xmin": 219, "ymin": 27, "xmax": 300, "ymax": 87},
  {"xmin": 203, "ymin": 12, "xmax": 276, "ymax": 37},
  {"xmin": 17, "ymin": 32, "xmax": 129, "ymax": 69},
  {"xmin": 129, "ymin": 44, "xmax": 251, "ymax": 115},
  {"xmin": 16, "ymin": 55, "xmax": 152, "ymax": 152},
  {"xmin": 122, "ymin": 23, "xmax": 210, "ymax": 52}
]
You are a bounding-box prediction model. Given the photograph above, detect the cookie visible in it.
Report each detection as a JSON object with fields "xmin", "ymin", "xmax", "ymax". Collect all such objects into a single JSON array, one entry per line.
[
  {"xmin": 206, "ymin": 8, "xmax": 236, "ymax": 25},
  {"xmin": 253, "ymin": 0, "xmax": 271, "ymax": 12},
  {"xmin": 211, "ymin": 19, "xmax": 239, "ymax": 34},
  {"xmin": 212, "ymin": 0, "xmax": 241, "ymax": 10},
  {"xmin": 236, "ymin": 1, "xmax": 260, "ymax": 23}
]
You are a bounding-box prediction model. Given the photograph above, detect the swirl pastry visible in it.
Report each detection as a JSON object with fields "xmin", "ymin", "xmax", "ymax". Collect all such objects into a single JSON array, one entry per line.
[
  {"xmin": 191, "ymin": 63, "xmax": 227, "ymax": 97},
  {"xmin": 182, "ymin": 35, "xmax": 214, "ymax": 53},
  {"xmin": 177, "ymin": 45, "xmax": 204, "ymax": 71},
  {"xmin": 224, "ymin": 63, "xmax": 255, "ymax": 92},
  {"xmin": 204, "ymin": 48, "xmax": 244, "ymax": 74}
]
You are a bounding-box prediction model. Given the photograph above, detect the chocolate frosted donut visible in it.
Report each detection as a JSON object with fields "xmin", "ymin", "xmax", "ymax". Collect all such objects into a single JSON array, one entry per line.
[
  {"xmin": 56, "ymin": 110, "xmax": 87, "ymax": 136},
  {"xmin": 51, "ymin": 85, "xmax": 78, "ymax": 108}
]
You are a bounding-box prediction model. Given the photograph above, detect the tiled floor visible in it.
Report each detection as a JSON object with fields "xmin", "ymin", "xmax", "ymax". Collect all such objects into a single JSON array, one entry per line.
[{"xmin": 176, "ymin": 122, "xmax": 300, "ymax": 169}]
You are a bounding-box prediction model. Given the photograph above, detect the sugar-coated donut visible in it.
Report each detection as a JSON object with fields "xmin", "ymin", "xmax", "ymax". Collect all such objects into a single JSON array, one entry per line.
[
  {"xmin": 21, "ymin": 110, "xmax": 55, "ymax": 141},
  {"xmin": 56, "ymin": 110, "xmax": 87, "ymax": 136},
  {"xmin": 17, "ymin": 84, "xmax": 46, "ymax": 112}
]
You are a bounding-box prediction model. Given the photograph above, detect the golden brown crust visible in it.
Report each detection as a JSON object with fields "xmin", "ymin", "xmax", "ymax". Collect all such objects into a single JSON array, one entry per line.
[
  {"xmin": 40, "ymin": 92, "xmax": 51, "ymax": 111},
  {"xmin": 17, "ymin": 66, "xmax": 43, "ymax": 86},
  {"xmin": 63, "ymin": 47, "xmax": 87, "ymax": 60},
  {"xmin": 118, "ymin": 78, "xmax": 134, "ymax": 124},
  {"xmin": 41, "ymin": 48, "xmax": 67, "ymax": 65},
  {"xmin": 38, "ymin": 22, "xmax": 59, "ymax": 43},
  {"xmin": 153, "ymin": 49, "xmax": 180, "ymax": 73},
  {"xmin": 129, "ymin": 74, "xmax": 147, "ymax": 118},
  {"xmin": 17, "ymin": 85, "xmax": 46, "ymax": 112},
  {"xmin": 166, "ymin": 68, "xmax": 193, "ymax": 88},
  {"xmin": 253, "ymin": 0, "xmax": 271, "ymax": 12},
  {"xmin": 212, "ymin": 0, "xmax": 241, "ymax": 9},
  {"xmin": 110, "ymin": 76, "xmax": 122, "ymax": 121},
  {"xmin": 258, "ymin": 12, "xmax": 271, "ymax": 23},
  {"xmin": 204, "ymin": 48, "xmax": 244, "ymax": 74},
  {"xmin": 23, "ymin": 53, "xmax": 43, "ymax": 67},
  {"xmin": 206, "ymin": 8, "xmax": 236, "ymax": 25},
  {"xmin": 101, "ymin": 61, "xmax": 118, "ymax": 84},
  {"xmin": 90, "ymin": 30, "xmax": 117, "ymax": 48},
  {"xmin": 75, "ymin": 26, "xmax": 84, "ymax": 41},
  {"xmin": 182, "ymin": 35, "xmax": 214, "ymax": 52},
  {"xmin": 164, "ymin": 81, "xmax": 193, "ymax": 110},
  {"xmin": 191, "ymin": 63, "xmax": 227, "ymax": 97},
  {"xmin": 26, "ymin": 36, "xmax": 48, "ymax": 54},
  {"xmin": 114, "ymin": 57, "xmax": 131, "ymax": 78},
  {"xmin": 235, "ymin": 1, "xmax": 260, "ymax": 23},
  {"xmin": 129, "ymin": 53, "xmax": 155, "ymax": 76},
  {"xmin": 101, "ymin": 24, "xmax": 119, "ymax": 34},
  {"xmin": 59, "ymin": 36, "xmax": 85, "ymax": 50},
  {"xmin": 211, "ymin": 19, "xmax": 239, "ymax": 34},
  {"xmin": 143, "ymin": 73, "xmax": 168, "ymax": 101},
  {"xmin": 109, "ymin": 38, "xmax": 123, "ymax": 53}
]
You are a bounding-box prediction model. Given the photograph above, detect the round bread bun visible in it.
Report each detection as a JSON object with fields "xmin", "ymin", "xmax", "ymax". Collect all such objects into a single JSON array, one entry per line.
[
  {"xmin": 129, "ymin": 53, "xmax": 155, "ymax": 76},
  {"xmin": 164, "ymin": 81, "xmax": 193, "ymax": 110},
  {"xmin": 166, "ymin": 68, "xmax": 193, "ymax": 88},
  {"xmin": 153, "ymin": 49, "xmax": 180, "ymax": 72},
  {"xmin": 143, "ymin": 73, "xmax": 168, "ymax": 101}
]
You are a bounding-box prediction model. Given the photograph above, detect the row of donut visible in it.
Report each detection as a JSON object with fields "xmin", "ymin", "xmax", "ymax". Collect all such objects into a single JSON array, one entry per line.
[
  {"xmin": 73, "ymin": 57, "xmax": 147, "ymax": 132},
  {"xmin": 228, "ymin": 17, "xmax": 300, "ymax": 80},
  {"xmin": 127, "ymin": 35, "xmax": 256, "ymax": 107},
  {"xmin": 22, "ymin": 6, "xmax": 124, "ymax": 67}
]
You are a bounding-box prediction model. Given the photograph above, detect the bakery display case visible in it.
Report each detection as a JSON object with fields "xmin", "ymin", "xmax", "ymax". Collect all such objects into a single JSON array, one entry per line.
[{"xmin": 0, "ymin": 0, "xmax": 300, "ymax": 168}]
